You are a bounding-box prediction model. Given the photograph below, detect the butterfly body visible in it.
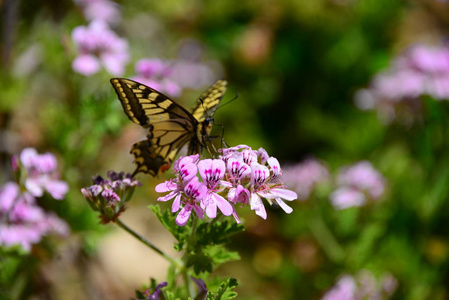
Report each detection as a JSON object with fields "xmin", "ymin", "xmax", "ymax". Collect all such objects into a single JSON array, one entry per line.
[{"xmin": 110, "ymin": 78, "xmax": 227, "ymax": 177}]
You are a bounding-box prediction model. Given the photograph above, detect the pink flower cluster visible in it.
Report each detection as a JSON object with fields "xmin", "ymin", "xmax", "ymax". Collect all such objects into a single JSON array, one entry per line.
[
  {"xmin": 0, "ymin": 148, "xmax": 69, "ymax": 251},
  {"xmin": 156, "ymin": 145, "xmax": 298, "ymax": 226},
  {"xmin": 355, "ymin": 43, "xmax": 449, "ymax": 123},
  {"xmin": 281, "ymin": 158, "xmax": 329, "ymax": 200},
  {"xmin": 330, "ymin": 161, "xmax": 385, "ymax": 210},
  {"xmin": 72, "ymin": 21, "xmax": 129, "ymax": 76},
  {"xmin": 322, "ymin": 271, "xmax": 397, "ymax": 300}
]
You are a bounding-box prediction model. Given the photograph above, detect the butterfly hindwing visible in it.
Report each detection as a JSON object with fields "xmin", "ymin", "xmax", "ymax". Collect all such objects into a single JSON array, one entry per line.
[{"xmin": 110, "ymin": 78, "xmax": 227, "ymax": 176}]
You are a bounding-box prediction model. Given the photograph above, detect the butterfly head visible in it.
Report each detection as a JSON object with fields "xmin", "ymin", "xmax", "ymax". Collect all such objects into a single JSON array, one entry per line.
[{"xmin": 202, "ymin": 116, "xmax": 214, "ymax": 136}]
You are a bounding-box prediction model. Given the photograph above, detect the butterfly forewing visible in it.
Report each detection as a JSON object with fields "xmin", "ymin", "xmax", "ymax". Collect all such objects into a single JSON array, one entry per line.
[
  {"xmin": 110, "ymin": 78, "xmax": 226, "ymax": 176},
  {"xmin": 111, "ymin": 78, "xmax": 196, "ymax": 126},
  {"xmin": 191, "ymin": 79, "xmax": 227, "ymax": 123}
]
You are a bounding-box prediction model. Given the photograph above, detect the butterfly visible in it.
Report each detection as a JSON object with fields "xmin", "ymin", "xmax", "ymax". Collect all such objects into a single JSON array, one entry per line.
[{"xmin": 110, "ymin": 78, "xmax": 227, "ymax": 177}]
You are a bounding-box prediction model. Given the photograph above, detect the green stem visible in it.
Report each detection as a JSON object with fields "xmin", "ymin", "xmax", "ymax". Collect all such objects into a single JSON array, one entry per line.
[
  {"xmin": 182, "ymin": 216, "xmax": 199, "ymax": 297},
  {"xmin": 307, "ymin": 211, "xmax": 345, "ymax": 263},
  {"xmin": 116, "ymin": 218, "xmax": 178, "ymax": 266}
]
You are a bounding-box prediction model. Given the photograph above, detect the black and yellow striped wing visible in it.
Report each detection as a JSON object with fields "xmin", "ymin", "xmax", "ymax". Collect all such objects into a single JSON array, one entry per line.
[
  {"xmin": 191, "ymin": 79, "xmax": 227, "ymax": 123},
  {"xmin": 110, "ymin": 78, "xmax": 227, "ymax": 177}
]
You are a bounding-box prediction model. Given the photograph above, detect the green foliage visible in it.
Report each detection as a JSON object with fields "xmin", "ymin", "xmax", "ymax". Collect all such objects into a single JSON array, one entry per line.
[
  {"xmin": 150, "ymin": 205, "xmax": 188, "ymax": 251},
  {"xmin": 196, "ymin": 220, "xmax": 245, "ymax": 246},
  {"xmin": 151, "ymin": 205, "xmax": 243, "ymax": 275},
  {"xmin": 206, "ymin": 278, "xmax": 239, "ymax": 300}
]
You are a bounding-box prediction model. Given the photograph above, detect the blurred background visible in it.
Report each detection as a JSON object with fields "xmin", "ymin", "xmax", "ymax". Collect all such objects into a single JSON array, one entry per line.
[{"xmin": 2, "ymin": 0, "xmax": 449, "ymax": 299}]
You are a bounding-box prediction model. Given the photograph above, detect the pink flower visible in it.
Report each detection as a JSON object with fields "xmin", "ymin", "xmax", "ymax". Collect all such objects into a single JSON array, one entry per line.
[
  {"xmin": 282, "ymin": 158, "xmax": 329, "ymax": 200},
  {"xmin": 248, "ymin": 162, "xmax": 297, "ymax": 218},
  {"xmin": 0, "ymin": 182, "xmax": 69, "ymax": 251},
  {"xmin": 176, "ymin": 177, "xmax": 207, "ymax": 226},
  {"xmin": 198, "ymin": 159, "xmax": 233, "ymax": 218},
  {"xmin": 355, "ymin": 42, "xmax": 449, "ymax": 123},
  {"xmin": 72, "ymin": 21, "xmax": 129, "ymax": 76},
  {"xmin": 16, "ymin": 148, "xmax": 69, "ymax": 200},
  {"xmin": 322, "ymin": 271, "xmax": 397, "ymax": 300},
  {"xmin": 329, "ymin": 188, "xmax": 366, "ymax": 210},
  {"xmin": 169, "ymin": 60, "xmax": 215, "ymax": 90},
  {"xmin": 133, "ymin": 58, "xmax": 181, "ymax": 97},
  {"xmin": 322, "ymin": 275, "xmax": 357, "ymax": 300},
  {"xmin": 82, "ymin": 0, "xmax": 121, "ymax": 25},
  {"xmin": 156, "ymin": 155, "xmax": 199, "ymax": 214},
  {"xmin": 167, "ymin": 38, "xmax": 220, "ymax": 91},
  {"xmin": 330, "ymin": 161, "xmax": 385, "ymax": 210}
]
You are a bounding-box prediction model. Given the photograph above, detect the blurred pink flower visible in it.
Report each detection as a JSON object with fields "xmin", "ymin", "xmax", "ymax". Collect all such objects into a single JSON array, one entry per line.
[
  {"xmin": 72, "ymin": 21, "xmax": 129, "ymax": 76},
  {"xmin": 355, "ymin": 43, "xmax": 449, "ymax": 123},
  {"xmin": 131, "ymin": 39, "xmax": 221, "ymax": 97},
  {"xmin": 322, "ymin": 271, "xmax": 397, "ymax": 300},
  {"xmin": 133, "ymin": 58, "xmax": 182, "ymax": 97},
  {"xmin": 322, "ymin": 275, "xmax": 357, "ymax": 300},
  {"xmin": 281, "ymin": 158, "xmax": 329, "ymax": 200},
  {"xmin": 73, "ymin": 0, "xmax": 121, "ymax": 25},
  {"xmin": 169, "ymin": 60, "xmax": 216, "ymax": 90},
  {"xmin": 0, "ymin": 182, "xmax": 69, "ymax": 251},
  {"xmin": 17, "ymin": 148, "xmax": 69, "ymax": 200},
  {"xmin": 84, "ymin": 0, "xmax": 120, "ymax": 25},
  {"xmin": 330, "ymin": 161, "xmax": 385, "ymax": 210},
  {"xmin": 171, "ymin": 38, "xmax": 220, "ymax": 90}
]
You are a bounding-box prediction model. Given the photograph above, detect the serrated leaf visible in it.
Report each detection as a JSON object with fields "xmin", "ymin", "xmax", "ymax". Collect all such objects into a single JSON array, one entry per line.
[
  {"xmin": 149, "ymin": 205, "xmax": 188, "ymax": 250},
  {"xmin": 196, "ymin": 220, "xmax": 244, "ymax": 246},
  {"xmin": 186, "ymin": 251, "xmax": 214, "ymax": 274},
  {"xmin": 203, "ymin": 245, "xmax": 240, "ymax": 266},
  {"xmin": 214, "ymin": 278, "xmax": 239, "ymax": 300}
]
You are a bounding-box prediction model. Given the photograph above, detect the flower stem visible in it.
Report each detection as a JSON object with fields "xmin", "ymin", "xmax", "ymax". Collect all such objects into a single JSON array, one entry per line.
[
  {"xmin": 116, "ymin": 218, "xmax": 178, "ymax": 266},
  {"xmin": 307, "ymin": 210, "xmax": 345, "ymax": 263},
  {"xmin": 182, "ymin": 216, "xmax": 199, "ymax": 298}
]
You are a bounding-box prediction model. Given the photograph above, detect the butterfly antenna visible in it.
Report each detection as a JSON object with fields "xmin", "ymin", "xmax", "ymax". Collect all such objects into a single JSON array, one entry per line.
[{"xmin": 216, "ymin": 93, "xmax": 239, "ymax": 111}]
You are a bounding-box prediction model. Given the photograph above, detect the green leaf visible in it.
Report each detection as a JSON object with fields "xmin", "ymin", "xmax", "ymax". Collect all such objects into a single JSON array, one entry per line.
[
  {"xmin": 149, "ymin": 205, "xmax": 188, "ymax": 251},
  {"xmin": 196, "ymin": 220, "xmax": 245, "ymax": 246},
  {"xmin": 186, "ymin": 250, "xmax": 213, "ymax": 275},
  {"xmin": 214, "ymin": 278, "xmax": 239, "ymax": 300},
  {"xmin": 203, "ymin": 245, "xmax": 240, "ymax": 266}
]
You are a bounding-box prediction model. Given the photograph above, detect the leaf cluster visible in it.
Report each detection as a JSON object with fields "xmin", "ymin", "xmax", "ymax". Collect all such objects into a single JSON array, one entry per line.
[{"xmin": 150, "ymin": 205, "xmax": 244, "ymax": 275}]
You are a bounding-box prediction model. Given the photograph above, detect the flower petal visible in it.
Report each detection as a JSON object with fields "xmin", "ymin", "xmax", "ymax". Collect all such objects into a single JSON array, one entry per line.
[
  {"xmin": 176, "ymin": 205, "xmax": 192, "ymax": 226},
  {"xmin": 72, "ymin": 54, "xmax": 100, "ymax": 76},
  {"xmin": 157, "ymin": 190, "xmax": 177, "ymax": 202},
  {"xmin": 271, "ymin": 188, "xmax": 297, "ymax": 201},
  {"xmin": 212, "ymin": 193, "xmax": 233, "ymax": 216},
  {"xmin": 44, "ymin": 180, "xmax": 69, "ymax": 200},
  {"xmin": 274, "ymin": 198, "xmax": 293, "ymax": 214},
  {"xmin": 250, "ymin": 193, "xmax": 267, "ymax": 219},
  {"xmin": 155, "ymin": 180, "xmax": 177, "ymax": 193},
  {"xmin": 172, "ymin": 194, "xmax": 182, "ymax": 212}
]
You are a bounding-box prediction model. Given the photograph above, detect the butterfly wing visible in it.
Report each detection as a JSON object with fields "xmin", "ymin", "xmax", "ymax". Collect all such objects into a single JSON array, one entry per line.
[
  {"xmin": 188, "ymin": 79, "xmax": 227, "ymax": 155},
  {"xmin": 110, "ymin": 78, "xmax": 198, "ymax": 176},
  {"xmin": 191, "ymin": 79, "xmax": 228, "ymax": 123}
]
